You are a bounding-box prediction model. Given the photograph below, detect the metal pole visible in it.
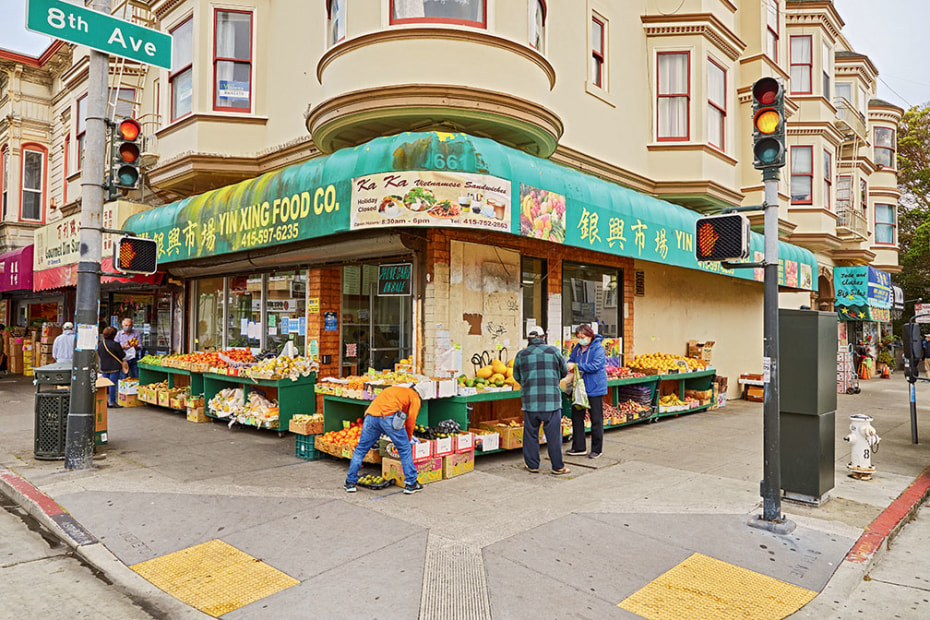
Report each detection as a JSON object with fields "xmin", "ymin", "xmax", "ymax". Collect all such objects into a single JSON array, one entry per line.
[
  {"xmin": 761, "ymin": 173, "xmax": 781, "ymax": 522},
  {"xmin": 65, "ymin": 0, "xmax": 109, "ymax": 469},
  {"xmin": 909, "ymin": 381, "xmax": 919, "ymax": 444}
]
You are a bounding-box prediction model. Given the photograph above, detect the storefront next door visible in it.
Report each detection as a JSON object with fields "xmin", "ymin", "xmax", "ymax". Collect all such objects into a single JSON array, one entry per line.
[{"xmin": 341, "ymin": 263, "xmax": 413, "ymax": 376}]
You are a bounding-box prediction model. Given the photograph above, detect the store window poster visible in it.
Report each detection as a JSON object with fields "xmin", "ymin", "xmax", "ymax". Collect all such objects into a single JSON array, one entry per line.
[
  {"xmin": 785, "ymin": 260, "xmax": 798, "ymax": 288},
  {"xmin": 324, "ymin": 311, "xmax": 338, "ymax": 332}
]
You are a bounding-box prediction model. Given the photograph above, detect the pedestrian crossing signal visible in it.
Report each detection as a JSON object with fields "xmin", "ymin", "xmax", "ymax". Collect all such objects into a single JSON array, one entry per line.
[
  {"xmin": 694, "ymin": 214, "xmax": 751, "ymax": 261},
  {"xmin": 114, "ymin": 236, "xmax": 157, "ymax": 275}
]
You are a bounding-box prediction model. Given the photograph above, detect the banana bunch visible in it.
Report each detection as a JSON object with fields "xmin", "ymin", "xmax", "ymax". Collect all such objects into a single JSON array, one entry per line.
[{"xmin": 659, "ymin": 393, "xmax": 685, "ymax": 407}]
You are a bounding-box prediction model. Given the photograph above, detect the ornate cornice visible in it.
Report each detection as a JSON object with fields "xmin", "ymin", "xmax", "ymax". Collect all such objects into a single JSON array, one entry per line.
[
  {"xmin": 317, "ymin": 28, "xmax": 556, "ymax": 89},
  {"xmin": 641, "ymin": 13, "xmax": 746, "ymax": 62},
  {"xmin": 153, "ymin": 0, "xmax": 186, "ymax": 19},
  {"xmin": 784, "ymin": 10, "xmax": 842, "ymax": 44}
]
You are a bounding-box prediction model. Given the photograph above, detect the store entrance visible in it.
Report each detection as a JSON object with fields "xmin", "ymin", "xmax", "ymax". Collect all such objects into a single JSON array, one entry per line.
[{"xmin": 341, "ymin": 263, "xmax": 413, "ymax": 376}]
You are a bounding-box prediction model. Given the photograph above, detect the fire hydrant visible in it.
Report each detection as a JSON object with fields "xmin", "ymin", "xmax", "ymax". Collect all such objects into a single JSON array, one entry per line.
[{"xmin": 845, "ymin": 414, "xmax": 881, "ymax": 480}]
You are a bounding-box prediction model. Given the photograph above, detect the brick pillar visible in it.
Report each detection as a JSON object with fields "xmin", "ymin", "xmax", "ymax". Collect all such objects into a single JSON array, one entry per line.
[
  {"xmin": 307, "ymin": 267, "xmax": 341, "ymax": 412},
  {"xmin": 422, "ymin": 230, "xmax": 450, "ymax": 375}
]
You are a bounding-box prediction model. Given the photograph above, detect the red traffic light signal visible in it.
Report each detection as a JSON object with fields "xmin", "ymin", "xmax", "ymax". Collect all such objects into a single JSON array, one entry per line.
[
  {"xmin": 114, "ymin": 236, "xmax": 157, "ymax": 275},
  {"xmin": 110, "ymin": 118, "xmax": 142, "ymax": 190},
  {"xmin": 694, "ymin": 214, "xmax": 751, "ymax": 262}
]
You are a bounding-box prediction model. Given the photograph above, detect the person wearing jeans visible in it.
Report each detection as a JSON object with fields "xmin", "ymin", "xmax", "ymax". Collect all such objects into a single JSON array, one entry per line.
[
  {"xmin": 97, "ymin": 326, "xmax": 125, "ymax": 408},
  {"xmin": 567, "ymin": 324, "xmax": 608, "ymax": 459},
  {"xmin": 345, "ymin": 385, "xmax": 425, "ymax": 494},
  {"xmin": 522, "ymin": 409, "xmax": 566, "ymax": 474}
]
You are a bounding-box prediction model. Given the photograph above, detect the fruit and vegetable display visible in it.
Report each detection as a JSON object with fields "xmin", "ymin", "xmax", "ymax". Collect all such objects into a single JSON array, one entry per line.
[
  {"xmin": 246, "ymin": 355, "xmax": 318, "ymax": 381},
  {"xmin": 616, "ymin": 384, "xmax": 653, "ymax": 405},
  {"xmin": 317, "ymin": 418, "xmax": 364, "ymax": 450},
  {"xmin": 519, "ymin": 184, "xmax": 566, "ymax": 243},
  {"xmin": 137, "ymin": 350, "xmax": 317, "ymax": 381},
  {"xmin": 628, "ymin": 353, "xmax": 707, "ymax": 374},
  {"xmin": 208, "ymin": 387, "xmax": 280, "ymax": 428},
  {"xmin": 315, "ymin": 369, "xmax": 424, "ymax": 398},
  {"xmin": 458, "ymin": 357, "xmax": 519, "ymax": 390},
  {"xmin": 606, "ymin": 366, "xmax": 646, "ymax": 379},
  {"xmin": 356, "ymin": 474, "xmax": 393, "ymax": 489},
  {"xmin": 657, "ymin": 393, "xmax": 699, "ymax": 411},
  {"xmin": 414, "ymin": 419, "xmax": 462, "ymax": 441}
]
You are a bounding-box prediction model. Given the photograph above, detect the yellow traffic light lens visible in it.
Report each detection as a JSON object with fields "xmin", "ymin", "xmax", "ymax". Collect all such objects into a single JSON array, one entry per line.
[{"xmin": 754, "ymin": 109, "xmax": 780, "ymax": 134}]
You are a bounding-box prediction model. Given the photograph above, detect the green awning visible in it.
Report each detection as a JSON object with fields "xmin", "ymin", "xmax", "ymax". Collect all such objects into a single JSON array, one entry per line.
[{"xmin": 126, "ymin": 131, "xmax": 817, "ymax": 291}]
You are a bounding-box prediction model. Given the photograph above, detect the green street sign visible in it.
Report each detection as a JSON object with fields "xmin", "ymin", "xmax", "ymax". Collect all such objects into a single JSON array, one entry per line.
[{"xmin": 26, "ymin": 0, "xmax": 171, "ymax": 70}]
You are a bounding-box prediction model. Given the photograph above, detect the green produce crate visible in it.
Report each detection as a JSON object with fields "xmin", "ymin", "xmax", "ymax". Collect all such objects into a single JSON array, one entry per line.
[{"xmin": 296, "ymin": 434, "xmax": 326, "ymax": 461}]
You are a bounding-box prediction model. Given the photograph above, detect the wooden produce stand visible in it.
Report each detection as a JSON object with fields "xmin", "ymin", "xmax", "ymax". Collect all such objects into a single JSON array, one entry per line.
[
  {"xmin": 138, "ymin": 362, "xmax": 203, "ymax": 395},
  {"xmin": 203, "ymin": 372, "xmax": 317, "ymax": 432},
  {"xmin": 654, "ymin": 369, "xmax": 717, "ymax": 418}
]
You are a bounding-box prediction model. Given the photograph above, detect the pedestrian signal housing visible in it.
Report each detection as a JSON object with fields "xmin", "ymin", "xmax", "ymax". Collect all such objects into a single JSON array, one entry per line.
[
  {"xmin": 694, "ymin": 213, "xmax": 751, "ymax": 261},
  {"xmin": 751, "ymin": 78, "xmax": 786, "ymax": 170},
  {"xmin": 111, "ymin": 118, "xmax": 141, "ymax": 190},
  {"xmin": 114, "ymin": 236, "xmax": 157, "ymax": 275}
]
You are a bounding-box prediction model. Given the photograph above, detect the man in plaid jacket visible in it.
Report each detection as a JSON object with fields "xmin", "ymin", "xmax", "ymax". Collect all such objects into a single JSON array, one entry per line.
[{"xmin": 513, "ymin": 326, "xmax": 570, "ymax": 475}]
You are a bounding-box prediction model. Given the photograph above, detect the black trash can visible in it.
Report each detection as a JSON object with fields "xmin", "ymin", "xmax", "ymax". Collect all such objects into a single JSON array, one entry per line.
[{"xmin": 34, "ymin": 362, "xmax": 72, "ymax": 460}]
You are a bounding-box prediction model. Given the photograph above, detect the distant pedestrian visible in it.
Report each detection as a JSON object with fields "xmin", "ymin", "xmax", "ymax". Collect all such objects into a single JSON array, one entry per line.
[
  {"xmin": 566, "ymin": 324, "xmax": 608, "ymax": 459},
  {"xmin": 98, "ymin": 327, "xmax": 125, "ymax": 408},
  {"xmin": 345, "ymin": 384, "xmax": 427, "ymax": 494},
  {"xmin": 52, "ymin": 322, "xmax": 76, "ymax": 363},
  {"xmin": 922, "ymin": 335, "xmax": 930, "ymax": 375},
  {"xmin": 513, "ymin": 326, "xmax": 570, "ymax": 475},
  {"xmin": 115, "ymin": 318, "xmax": 141, "ymax": 379}
]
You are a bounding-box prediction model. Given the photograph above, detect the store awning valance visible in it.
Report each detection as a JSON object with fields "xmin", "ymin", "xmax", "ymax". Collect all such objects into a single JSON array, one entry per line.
[
  {"xmin": 834, "ymin": 266, "xmax": 892, "ymax": 322},
  {"xmin": 125, "ymin": 131, "xmax": 817, "ymax": 291},
  {"xmin": 0, "ymin": 245, "xmax": 33, "ymax": 292}
]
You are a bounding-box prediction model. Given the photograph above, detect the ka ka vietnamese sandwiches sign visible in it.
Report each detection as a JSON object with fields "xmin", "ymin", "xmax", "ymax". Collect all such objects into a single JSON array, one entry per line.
[{"xmin": 350, "ymin": 171, "xmax": 511, "ymax": 233}]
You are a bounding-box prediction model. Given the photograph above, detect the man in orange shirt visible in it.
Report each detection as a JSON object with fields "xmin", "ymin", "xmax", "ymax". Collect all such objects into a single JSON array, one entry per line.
[{"xmin": 345, "ymin": 384, "xmax": 425, "ymax": 494}]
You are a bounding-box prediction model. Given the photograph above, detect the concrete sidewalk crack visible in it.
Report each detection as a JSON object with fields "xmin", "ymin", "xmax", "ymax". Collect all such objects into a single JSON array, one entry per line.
[
  {"xmin": 866, "ymin": 577, "xmax": 930, "ymax": 593},
  {"xmin": 2, "ymin": 552, "xmax": 70, "ymax": 569}
]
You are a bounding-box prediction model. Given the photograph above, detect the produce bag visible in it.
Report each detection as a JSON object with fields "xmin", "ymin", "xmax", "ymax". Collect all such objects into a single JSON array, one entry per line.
[
  {"xmin": 572, "ymin": 368, "xmax": 589, "ymax": 409},
  {"xmin": 559, "ymin": 373, "xmax": 575, "ymax": 395}
]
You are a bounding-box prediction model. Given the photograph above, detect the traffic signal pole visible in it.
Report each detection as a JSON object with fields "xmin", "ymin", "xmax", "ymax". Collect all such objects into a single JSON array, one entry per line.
[{"xmin": 65, "ymin": 0, "xmax": 109, "ymax": 470}]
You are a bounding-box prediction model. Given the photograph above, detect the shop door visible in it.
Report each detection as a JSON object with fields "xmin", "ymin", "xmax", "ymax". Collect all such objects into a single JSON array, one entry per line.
[{"xmin": 342, "ymin": 264, "xmax": 412, "ymax": 375}]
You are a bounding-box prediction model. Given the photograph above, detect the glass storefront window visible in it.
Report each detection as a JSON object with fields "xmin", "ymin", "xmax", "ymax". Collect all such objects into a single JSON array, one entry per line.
[
  {"xmin": 341, "ymin": 263, "xmax": 412, "ymax": 375},
  {"xmin": 265, "ymin": 269, "xmax": 306, "ymax": 355},
  {"xmin": 195, "ymin": 277, "xmax": 224, "ymax": 350},
  {"xmin": 228, "ymin": 274, "xmax": 262, "ymax": 351},
  {"xmin": 562, "ymin": 262, "xmax": 622, "ymax": 340},
  {"xmin": 522, "ymin": 256, "xmax": 547, "ymax": 338}
]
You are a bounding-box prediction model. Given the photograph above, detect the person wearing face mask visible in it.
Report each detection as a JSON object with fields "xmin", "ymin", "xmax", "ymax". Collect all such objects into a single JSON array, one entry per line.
[
  {"xmin": 566, "ymin": 324, "xmax": 608, "ymax": 459},
  {"xmin": 115, "ymin": 318, "xmax": 142, "ymax": 379}
]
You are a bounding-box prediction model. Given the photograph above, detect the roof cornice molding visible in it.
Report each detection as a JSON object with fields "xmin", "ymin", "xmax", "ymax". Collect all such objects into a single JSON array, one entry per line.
[{"xmin": 641, "ymin": 13, "xmax": 746, "ymax": 62}]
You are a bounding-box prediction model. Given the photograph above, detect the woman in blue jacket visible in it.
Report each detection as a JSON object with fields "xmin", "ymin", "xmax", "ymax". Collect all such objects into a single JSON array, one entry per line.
[{"xmin": 567, "ymin": 324, "xmax": 608, "ymax": 459}]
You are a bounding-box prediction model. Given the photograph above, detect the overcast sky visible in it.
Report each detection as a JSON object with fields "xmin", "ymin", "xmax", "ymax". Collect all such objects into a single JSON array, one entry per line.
[{"xmin": 1, "ymin": 0, "xmax": 927, "ymax": 108}]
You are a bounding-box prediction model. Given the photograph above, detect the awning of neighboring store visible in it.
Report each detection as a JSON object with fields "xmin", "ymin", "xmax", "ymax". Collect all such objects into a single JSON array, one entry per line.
[
  {"xmin": 0, "ymin": 245, "xmax": 34, "ymax": 292},
  {"xmin": 33, "ymin": 257, "xmax": 161, "ymax": 292},
  {"xmin": 834, "ymin": 266, "xmax": 892, "ymax": 322},
  {"xmin": 124, "ymin": 131, "xmax": 818, "ymax": 292}
]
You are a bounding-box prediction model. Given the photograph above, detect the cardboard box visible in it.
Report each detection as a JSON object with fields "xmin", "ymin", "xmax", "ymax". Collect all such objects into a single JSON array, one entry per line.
[
  {"xmin": 469, "ymin": 429, "xmax": 500, "ymax": 452},
  {"xmin": 436, "ymin": 379, "xmax": 457, "ymax": 399},
  {"xmin": 157, "ymin": 391, "xmax": 169, "ymax": 407},
  {"xmin": 481, "ymin": 419, "xmax": 523, "ymax": 450},
  {"xmin": 687, "ymin": 340, "xmax": 715, "ymax": 362},
  {"xmin": 381, "ymin": 456, "xmax": 443, "ymax": 486},
  {"xmin": 187, "ymin": 407, "xmax": 209, "ymax": 423},
  {"xmin": 746, "ymin": 386, "xmax": 764, "ymax": 402},
  {"xmin": 288, "ymin": 418, "xmax": 323, "ymax": 435},
  {"xmin": 442, "ymin": 450, "xmax": 475, "ymax": 479},
  {"xmin": 118, "ymin": 393, "xmax": 142, "ymax": 407},
  {"xmin": 169, "ymin": 396, "xmax": 186, "ymax": 410},
  {"xmin": 378, "ymin": 437, "xmax": 433, "ymax": 462},
  {"xmin": 118, "ymin": 378, "xmax": 139, "ymax": 395},
  {"xmin": 453, "ymin": 432, "xmax": 474, "ymax": 453},
  {"xmin": 95, "ymin": 377, "xmax": 112, "ymax": 434},
  {"xmin": 414, "ymin": 379, "xmax": 436, "ymax": 400},
  {"xmin": 433, "ymin": 436, "xmax": 454, "ymax": 457},
  {"xmin": 40, "ymin": 343, "xmax": 53, "ymax": 353}
]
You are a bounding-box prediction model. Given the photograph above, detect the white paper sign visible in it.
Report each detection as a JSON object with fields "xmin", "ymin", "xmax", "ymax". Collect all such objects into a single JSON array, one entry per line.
[
  {"xmin": 76, "ymin": 324, "xmax": 97, "ymax": 351},
  {"xmin": 763, "ymin": 357, "xmax": 772, "ymax": 383}
]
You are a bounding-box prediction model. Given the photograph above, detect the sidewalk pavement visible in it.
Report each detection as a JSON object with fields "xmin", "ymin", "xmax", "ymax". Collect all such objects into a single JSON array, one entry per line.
[{"xmin": 2, "ymin": 371, "xmax": 930, "ymax": 619}]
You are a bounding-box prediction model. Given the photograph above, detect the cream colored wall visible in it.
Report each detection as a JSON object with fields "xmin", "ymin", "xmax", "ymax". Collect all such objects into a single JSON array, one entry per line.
[{"xmin": 633, "ymin": 259, "xmax": 764, "ymax": 397}]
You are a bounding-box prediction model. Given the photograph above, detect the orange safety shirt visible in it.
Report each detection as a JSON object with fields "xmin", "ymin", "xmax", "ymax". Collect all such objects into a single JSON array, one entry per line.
[{"xmin": 365, "ymin": 385, "xmax": 422, "ymax": 439}]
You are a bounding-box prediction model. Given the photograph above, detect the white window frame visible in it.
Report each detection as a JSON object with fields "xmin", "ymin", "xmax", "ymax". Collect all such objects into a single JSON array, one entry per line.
[
  {"xmin": 707, "ymin": 59, "xmax": 726, "ymax": 150},
  {"xmin": 20, "ymin": 146, "xmax": 45, "ymax": 223},
  {"xmin": 874, "ymin": 203, "xmax": 896, "ymax": 245}
]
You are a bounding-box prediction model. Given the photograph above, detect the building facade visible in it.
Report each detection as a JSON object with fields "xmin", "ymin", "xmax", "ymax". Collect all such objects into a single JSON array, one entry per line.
[{"xmin": 0, "ymin": 0, "xmax": 901, "ymax": 392}]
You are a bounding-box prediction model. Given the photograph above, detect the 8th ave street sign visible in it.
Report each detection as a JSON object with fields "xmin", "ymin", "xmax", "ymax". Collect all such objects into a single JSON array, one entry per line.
[{"xmin": 27, "ymin": 0, "xmax": 171, "ymax": 70}]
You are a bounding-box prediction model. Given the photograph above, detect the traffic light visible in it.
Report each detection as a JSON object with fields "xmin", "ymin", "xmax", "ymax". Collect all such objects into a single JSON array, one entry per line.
[
  {"xmin": 110, "ymin": 118, "xmax": 141, "ymax": 190},
  {"xmin": 694, "ymin": 213, "xmax": 751, "ymax": 261},
  {"xmin": 903, "ymin": 323, "xmax": 923, "ymax": 380},
  {"xmin": 114, "ymin": 236, "xmax": 157, "ymax": 275},
  {"xmin": 751, "ymin": 77, "xmax": 786, "ymax": 169}
]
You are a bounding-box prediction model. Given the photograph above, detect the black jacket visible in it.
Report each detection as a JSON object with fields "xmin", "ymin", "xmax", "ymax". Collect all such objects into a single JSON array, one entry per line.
[{"xmin": 98, "ymin": 337, "xmax": 125, "ymax": 372}]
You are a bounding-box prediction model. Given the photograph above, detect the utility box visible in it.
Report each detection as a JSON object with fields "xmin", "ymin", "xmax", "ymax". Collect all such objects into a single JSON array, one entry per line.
[{"xmin": 779, "ymin": 309, "xmax": 838, "ymax": 505}]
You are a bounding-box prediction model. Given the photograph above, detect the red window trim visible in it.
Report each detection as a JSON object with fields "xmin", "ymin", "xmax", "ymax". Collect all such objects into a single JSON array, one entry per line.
[
  {"xmin": 389, "ymin": 0, "xmax": 487, "ymax": 28},
  {"xmin": 766, "ymin": 0, "xmax": 779, "ymax": 62},
  {"xmin": 873, "ymin": 126, "xmax": 897, "ymax": 171},
  {"xmin": 213, "ymin": 9, "xmax": 253, "ymax": 113},
  {"xmin": 790, "ymin": 35, "xmax": 812, "ymax": 95},
  {"xmin": 874, "ymin": 203, "xmax": 897, "ymax": 246},
  {"xmin": 656, "ymin": 50, "xmax": 691, "ymax": 142},
  {"xmin": 63, "ymin": 134, "xmax": 69, "ymax": 203},
  {"xmin": 170, "ymin": 17, "xmax": 194, "ymax": 122},
  {"xmin": 790, "ymin": 145, "xmax": 813, "ymax": 205},
  {"xmin": 19, "ymin": 142, "xmax": 47, "ymax": 224},
  {"xmin": 707, "ymin": 58, "xmax": 726, "ymax": 151},
  {"xmin": 823, "ymin": 149, "xmax": 831, "ymax": 211},
  {"xmin": 591, "ymin": 17, "xmax": 605, "ymax": 89}
]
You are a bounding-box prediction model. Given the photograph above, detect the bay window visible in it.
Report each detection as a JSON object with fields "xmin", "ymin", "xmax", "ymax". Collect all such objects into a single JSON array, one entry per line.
[
  {"xmin": 591, "ymin": 17, "xmax": 605, "ymax": 88},
  {"xmin": 790, "ymin": 146, "xmax": 812, "ymax": 204},
  {"xmin": 329, "ymin": 0, "xmax": 346, "ymax": 46},
  {"xmin": 21, "ymin": 146, "xmax": 45, "ymax": 222},
  {"xmin": 790, "ymin": 36, "xmax": 812, "ymax": 94},
  {"xmin": 390, "ymin": 0, "xmax": 486, "ymax": 28},
  {"xmin": 657, "ymin": 52, "xmax": 689, "ymax": 141},
  {"xmin": 170, "ymin": 18, "xmax": 193, "ymax": 120},
  {"xmin": 707, "ymin": 60, "xmax": 726, "ymax": 149},
  {"xmin": 875, "ymin": 204, "xmax": 896, "ymax": 245},
  {"xmin": 874, "ymin": 127, "xmax": 895, "ymax": 169},
  {"xmin": 1, "ymin": 146, "xmax": 8, "ymax": 220},
  {"xmin": 823, "ymin": 150, "xmax": 832, "ymax": 210},
  {"xmin": 835, "ymin": 82, "xmax": 851, "ymax": 106},
  {"xmin": 214, "ymin": 10, "xmax": 253, "ymax": 111},
  {"xmin": 765, "ymin": 0, "xmax": 778, "ymax": 61}
]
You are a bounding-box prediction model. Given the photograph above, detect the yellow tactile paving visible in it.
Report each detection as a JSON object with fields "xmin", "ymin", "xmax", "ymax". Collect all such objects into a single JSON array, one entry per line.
[
  {"xmin": 130, "ymin": 539, "xmax": 299, "ymax": 617},
  {"xmin": 618, "ymin": 553, "xmax": 817, "ymax": 620}
]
